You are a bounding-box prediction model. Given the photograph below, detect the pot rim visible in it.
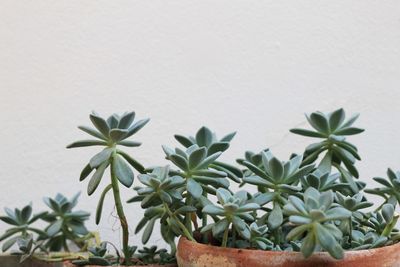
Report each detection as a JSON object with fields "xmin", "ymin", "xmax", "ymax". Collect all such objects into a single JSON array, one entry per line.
[{"xmin": 178, "ymin": 236, "xmax": 400, "ymax": 257}]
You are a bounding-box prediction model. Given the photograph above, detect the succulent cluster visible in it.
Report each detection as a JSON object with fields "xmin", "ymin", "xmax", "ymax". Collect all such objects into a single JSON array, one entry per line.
[
  {"xmin": 3, "ymin": 108, "xmax": 398, "ymax": 266},
  {"xmin": 67, "ymin": 111, "xmax": 149, "ymax": 265},
  {"xmin": 129, "ymin": 108, "xmax": 400, "ymax": 260},
  {"xmin": 0, "ymin": 193, "xmax": 93, "ymax": 262}
]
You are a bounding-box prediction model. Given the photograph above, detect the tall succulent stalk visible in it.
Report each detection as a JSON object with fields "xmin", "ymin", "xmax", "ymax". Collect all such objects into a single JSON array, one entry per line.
[
  {"xmin": 110, "ymin": 150, "xmax": 130, "ymax": 263},
  {"xmin": 67, "ymin": 111, "xmax": 149, "ymax": 265}
]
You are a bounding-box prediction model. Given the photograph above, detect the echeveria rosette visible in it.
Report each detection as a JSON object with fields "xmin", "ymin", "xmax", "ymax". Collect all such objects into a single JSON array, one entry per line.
[
  {"xmin": 301, "ymin": 170, "xmax": 349, "ymax": 192},
  {"xmin": 362, "ymin": 204, "xmax": 399, "ymax": 239},
  {"xmin": 334, "ymin": 192, "xmax": 373, "ymax": 235},
  {"xmin": 239, "ymin": 150, "xmax": 314, "ymax": 230},
  {"xmin": 284, "ymin": 188, "xmax": 351, "ymax": 259},
  {"xmin": 365, "ymin": 168, "xmax": 400, "ymax": 206},
  {"xmin": 290, "ymin": 108, "xmax": 364, "ymax": 193},
  {"xmin": 137, "ymin": 246, "xmax": 175, "ymax": 265},
  {"xmin": 162, "ymin": 144, "xmax": 230, "ymax": 198},
  {"xmin": 201, "ymin": 188, "xmax": 260, "ymax": 247},
  {"xmin": 247, "ymin": 223, "xmax": 273, "ymax": 250},
  {"xmin": 173, "ymin": 126, "xmax": 243, "ymax": 183},
  {"xmin": 349, "ymin": 230, "xmax": 389, "ymax": 250},
  {"xmin": 40, "ymin": 193, "xmax": 90, "ymax": 251},
  {"xmin": 67, "ymin": 111, "xmax": 149, "ymax": 197},
  {"xmin": 0, "ymin": 204, "xmax": 47, "ymax": 253},
  {"xmin": 67, "ymin": 111, "xmax": 149, "ymax": 265},
  {"xmin": 72, "ymin": 242, "xmax": 120, "ymax": 266},
  {"xmin": 129, "ymin": 166, "xmax": 189, "ymax": 252}
]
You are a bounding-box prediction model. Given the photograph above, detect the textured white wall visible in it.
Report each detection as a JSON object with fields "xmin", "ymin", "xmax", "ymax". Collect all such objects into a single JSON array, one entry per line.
[{"xmin": 1, "ymin": 1, "xmax": 400, "ymax": 250}]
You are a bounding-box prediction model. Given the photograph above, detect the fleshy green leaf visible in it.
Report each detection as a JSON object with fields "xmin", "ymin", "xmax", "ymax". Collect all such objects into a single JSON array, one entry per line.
[
  {"xmin": 118, "ymin": 151, "xmax": 146, "ymax": 174},
  {"xmin": 67, "ymin": 140, "xmax": 107, "ymax": 148},
  {"xmin": 87, "ymin": 161, "xmax": 109, "ymax": 195},
  {"xmin": 90, "ymin": 148, "xmax": 113, "ymax": 168},
  {"xmin": 90, "ymin": 114, "xmax": 110, "ymax": 137},
  {"xmin": 187, "ymin": 178, "xmax": 203, "ymax": 199},
  {"xmin": 189, "ymin": 147, "xmax": 207, "ymax": 169},
  {"xmin": 96, "ymin": 184, "xmax": 112, "ymax": 224},
  {"xmin": 112, "ymin": 155, "xmax": 134, "ymax": 188}
]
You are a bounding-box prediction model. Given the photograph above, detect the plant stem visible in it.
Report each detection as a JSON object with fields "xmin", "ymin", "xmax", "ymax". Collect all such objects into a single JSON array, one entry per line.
[
  {"xmin": 382, "ymin": 214, "xmax": 399, "ymax": 237},
  {"xmin": 222, "ymin": 224, "xmax": 230, "ymax": 247},
  {"xmin": 163, "ymin": 203, "xmax": 196, "ymax": 242},
  {"xmin": 348, "ymin": 218, "xmax": 353, "ymax": 244},
  {"xmin": 185, "ymin": 194, "xmax": 193, "ymax": 233},
  {"xmin": 110, "ymin": 155, "xmax": 131, "ymax": 265}
]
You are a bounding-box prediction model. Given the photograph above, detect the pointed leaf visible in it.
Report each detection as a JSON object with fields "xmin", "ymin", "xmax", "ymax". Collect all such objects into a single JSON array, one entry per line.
[
  {"xmin": 87, "ymin": 161, "xmax": 109, "ymax": 195},
  {"xmin": 96, "ymin": 184, "xmax": 112, "ymax": 224},
  {"xmin": 90, "ymin": 113, "xmax": 110, "ymax": 137},
  {"xmin": 67, "ymin": 140, "xmax": 107, "ymax": 148}
]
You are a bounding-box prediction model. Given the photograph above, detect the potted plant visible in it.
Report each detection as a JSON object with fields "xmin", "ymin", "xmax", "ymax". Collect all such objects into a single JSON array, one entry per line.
[
  {"xmin": 0, "ymin": 193, "xmax": 96, "ymax": 267},
  {"xmin": 66, "ymin": 111, "xmax": 177, "ymax": 266},
  {"xmin": 131, "ymin": 109, "xmax": 400, "ymax": 267}
]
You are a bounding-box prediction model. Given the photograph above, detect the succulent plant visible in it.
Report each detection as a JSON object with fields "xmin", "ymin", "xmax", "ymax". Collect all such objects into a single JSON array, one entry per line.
[
  {"xmin": 67, "ymin": 111, "xmax": 149, "ymax": 265},
  {"xmin": 300, "ymin": 170, "xmax": 348, "ymax": 192},
  {"xmin": 137, "ymin": 246, "xmax": 174, "ymax": 265},
  {"xmin": 128, "ymin": 166, "xmax": 190, "ymax": 253},
  {"xmin": 290, "ymin": 108, "xmax": 364, "ymax": 193},
  {"xmin": 0, "ymin": 204, "xmax": 46, "ymax": 253},
  {"xmin": 239, "ymin": 151, "xmax": 314, "ymax": 230},
  {"xmin": 40, "ymin": 193, "xmax": 90, "ymax": 251},
  {"xmin": 365, "ymin": 168, "xmax": 400, "ymax": 206},
  {"xmin": 161, "ymin": 127, "xmax": 242, "ymax": 237},
  {"xmin": 72, "ymin": 242, "xmax": 120, "ymax": 266},
  {"xmin": 284, "ymin": 188, "xmax": 352, "ymax": 259},
  {"xmin": 246, "ymin": 222, "xmax": 273, "ymax": 250},
  {"xmin": 173, "ymin": 126, "xmax": 242, "ymax": 182},
  {"xmin": 0, "ymin": 195, "xmax": 93, "ymax": 263},
  {"xmin": 201, "ymin": 188, "xmax": 259, "ymax": 247}
]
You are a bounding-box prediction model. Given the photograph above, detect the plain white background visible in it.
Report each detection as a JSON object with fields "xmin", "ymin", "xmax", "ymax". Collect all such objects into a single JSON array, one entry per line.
[{"xmin": 1, "ymin": 1, "xmax": 400, "ymax": 250}]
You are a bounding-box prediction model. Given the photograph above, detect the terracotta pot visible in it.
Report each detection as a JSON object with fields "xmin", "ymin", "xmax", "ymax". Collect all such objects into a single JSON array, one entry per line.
[
  {"xmin": 0, "ymin": 254, "xmax": 66, "ymax": 267},
  {"xmin": 176, "ymin": 237, "xmax": 400, "ymax": 267},
  {"xmin": 0, "ymin": 255, "xmax": 177, "ymax": 267},
  {"xmin": 63, "ymin": 260, "xmax": 177, "ymax": 267}
]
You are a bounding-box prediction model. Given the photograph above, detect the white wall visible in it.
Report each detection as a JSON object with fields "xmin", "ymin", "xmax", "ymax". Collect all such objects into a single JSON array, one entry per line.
[{"xmin": 1, "ymin": 1, "xmax": 400, "ymax": 250}]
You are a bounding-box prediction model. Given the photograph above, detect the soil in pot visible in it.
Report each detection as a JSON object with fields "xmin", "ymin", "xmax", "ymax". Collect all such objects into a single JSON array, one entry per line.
[{"xmin": 176, "ymin": 237, "xmax": 400, "ymax": 267}]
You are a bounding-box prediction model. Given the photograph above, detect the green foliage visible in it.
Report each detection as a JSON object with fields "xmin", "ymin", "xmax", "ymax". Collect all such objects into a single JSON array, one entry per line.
[
  {"xmin": 365, "ymin": 168, "xmax": 400, "ymax": 205},
  {"xmin": 72, "ymin": 242, "xmax": 118, "ymax": 266},
  {"xmin": 4, "ymin": 107, "xmax": 395, "ymax": 264},
  {"xmin": 246, "ymin": 223, "xmax": 273, "ymax": 250},
  {"xmin": 174, "ymin": 127, "xmax": 242, "ymax": 183},
  {"xmin": 72, "ymin": 243, "xmax": 176, "ymax": 266},
  {"xmin": 67, "ymin": 111, "xmax": 148, "ymax": 197},
  {"xmin": 162, "ymin": 144, "xmax": 230, "ymax": 198},
  {"xmin": 290, "ymin": 108, "xmax": 364, "ymax": 193},
  {"xmin": 0, "ymin": 194, "xmax": 93, "ymax": 263},
  {"xmin": 0, "ymin": 203, "xmax": 46, "ymax": 253},
  {"xmin": 201, "ymin": 188, "xmax": 260, "ymax": 246},
  {"xmin": 284, "ymin": 188, "xmax": 351, "ymax": 259},
  {"xmin": 40, "ymin": 193, "xmax": 90, "ymax": 251},
  {"xmin": 68, "ymin": 111, "xmax": 149, "ymax": 265},
  {"xmin": 129, "ymin": 166, "xmax": 186, "ymax": 252},
  {"xmin": 239, "ymin": 150, "xmax": 314, "ymax": 230},
  {"xmin": 137, "ymin": 246, "xmax": 175, "ymax": 265}
]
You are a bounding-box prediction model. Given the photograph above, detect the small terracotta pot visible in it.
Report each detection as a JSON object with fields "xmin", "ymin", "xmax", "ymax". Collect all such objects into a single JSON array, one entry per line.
[
  {"xmin": 176, "ymin": 237, "xmax": 400, "ymax": 267},
  {"xmin": 0, "ymin": 254, "xmax": 177, "ymax": 267},
  {"xmin": 63, "ymin": 260, "xmax": 177, "ymax": 267},
  {"xmin": 0, "ymin": 255, "xmax": 65, "ymax": 267}
]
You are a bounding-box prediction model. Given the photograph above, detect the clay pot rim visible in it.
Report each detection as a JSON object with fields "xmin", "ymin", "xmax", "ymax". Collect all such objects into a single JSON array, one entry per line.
[{"xmin": 178, "ymin": 236, "xmax": 400, "ymax": 257}]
